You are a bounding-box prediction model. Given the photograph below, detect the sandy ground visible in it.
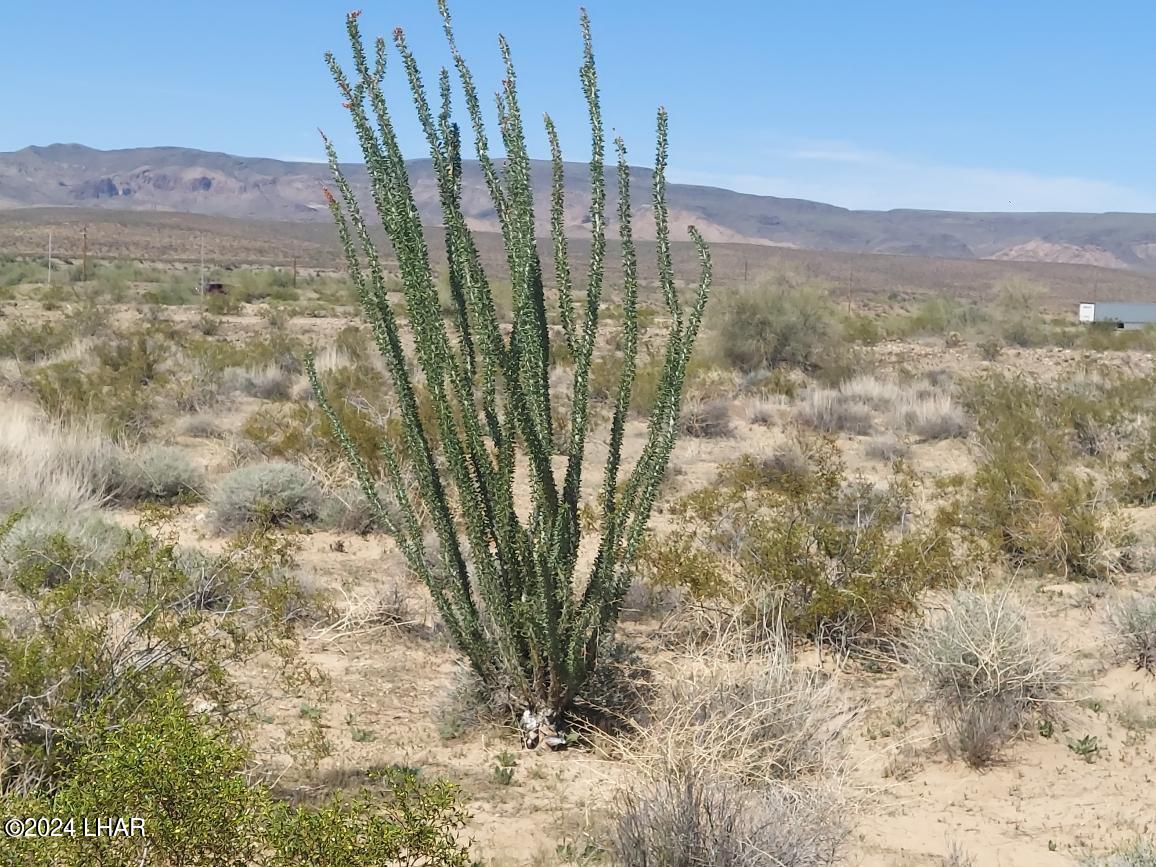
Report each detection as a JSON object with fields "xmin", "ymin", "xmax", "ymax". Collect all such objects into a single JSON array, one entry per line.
[{"xmin": 9, "ymin": 306, "xmax": 1156, "ymax": 865}]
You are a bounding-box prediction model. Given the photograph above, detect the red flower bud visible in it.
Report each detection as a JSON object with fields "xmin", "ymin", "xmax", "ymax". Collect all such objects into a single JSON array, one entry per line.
[
  {"xmin": 348, "ymin": 9, "xmax": 362, "ymax": 20},
  {"xmin": 323, "ymin": 187, "xmax": 337, "ymax": 206}
]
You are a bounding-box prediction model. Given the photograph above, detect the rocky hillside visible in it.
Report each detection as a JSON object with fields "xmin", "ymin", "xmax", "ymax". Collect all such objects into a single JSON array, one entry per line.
[{"xmin": 5, "ymin": 144, "xmax": 1156, "ymax": 270}]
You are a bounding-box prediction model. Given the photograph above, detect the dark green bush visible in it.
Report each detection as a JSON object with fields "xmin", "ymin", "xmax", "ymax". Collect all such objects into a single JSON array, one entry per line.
[
  {"xmin": 959, "ymin": 372, "xmax": 1137, "ymax": 580},
  {"xmin": 0, "ymin": 518, "xmax": 311, "ymax": 793},
  {"xmin": 0, "ymin": 691, "xmax": 473, "ymax": 867},
  {"xmin": 714, "ymin": 285, "xmax": 839, "ymax": 374}
]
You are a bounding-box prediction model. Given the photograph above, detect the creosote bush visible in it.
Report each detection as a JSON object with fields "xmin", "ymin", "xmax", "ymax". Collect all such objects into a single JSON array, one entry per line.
[
  {"xmin": 713, "ymin": 282, "xmax": 839, "ymax": 374},
  {"xmin": 641, "ymin": 436, "xmax": 957, "ymax": 645},
  {"xmin": 0, "ymin": 517, "xmax": 313, "ymax": 794},
  {"xmin": 212, "ymin": 462, "xmax": 322, "ymax": 530},
  {"xmin": 0, "ymin": 691, "xmax": 473, "ymax": 867},
  {"xmin": 310, "ymin": 5, "xmax": 710, "ymax": 745},
  {"xmin": 960, "ymin": 372, "xmax": 1136, "ymax": 581}
]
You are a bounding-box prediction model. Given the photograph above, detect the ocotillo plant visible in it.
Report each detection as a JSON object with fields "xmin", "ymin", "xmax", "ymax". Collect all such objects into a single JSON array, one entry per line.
[{"xmin": 308, "ymin": 3, "xmax": 711, "ymax": 746}]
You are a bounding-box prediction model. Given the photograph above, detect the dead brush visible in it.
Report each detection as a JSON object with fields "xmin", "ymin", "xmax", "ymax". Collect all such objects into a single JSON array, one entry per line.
[
  {"xmin": 611, "ymin": 620, "xmax": 852, "ymax": 785},
  {"xmin": 610, "ymin": 769, "xmax": 846, "ymax": 867},
  {"xmin": 311, "ymin": 581, "xmax": 426, "ymax": 642},
  {"xmin": 906, "ymin": 588, "xmax": 1075, "ymax": 766},
  {"xmin": 1105, "ymin": 592, "xmax": 1156, "ymax": 673},
  {"xmin": 680, "ymin": 398, "xmax": 735, "ymax": 438},
  {"xmin": 604, "ymin": 621, "xmax": 851, "ymax": 867}
]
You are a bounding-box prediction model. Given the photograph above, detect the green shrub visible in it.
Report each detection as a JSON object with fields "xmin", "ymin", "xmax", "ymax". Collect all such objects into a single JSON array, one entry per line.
[
  {"xmin": 243, "ymin": 373, "xmax": 437, "ymax": 479},
  {"xmin": 1119, "ymin": 420, "xmax": 1156, "ymax": 505},
  {"xmin": 643, "ymin": 438, "xmax": 958, "ymax": 644},
  {"xmin": 28, "ymin": 329, "xmax": 179, "ymax": 442},
  {"xmin": 960, "ymin": 372, "xmax": 1136, "ymax": 580},
  {"xmin": 1080, "ymin": 838, "xmax": 1156, "ymax": 867},
  {"xmin": 0, "ymin": 520, "xmax": 311, "ymax": 792},
  {"xmin": 714, "ymin": 284, "xmax": 839, "ymax": 373},
  {"xmin": 0, "ymin": 691, "xmax": 472, "ymax": 867},
  {"xmin": 211, "ymin": 462, "xmax": 322, "ymax": 530},
  {"xmin": 0, "ymin": 321, "xmax": 71, "ymax": 361}
]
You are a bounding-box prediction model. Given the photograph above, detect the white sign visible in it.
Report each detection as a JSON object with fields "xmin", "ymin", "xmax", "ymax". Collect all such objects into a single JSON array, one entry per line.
[{"xmin": 1078, "ymin": 303, "xmax": 1095, "ymax": 323}]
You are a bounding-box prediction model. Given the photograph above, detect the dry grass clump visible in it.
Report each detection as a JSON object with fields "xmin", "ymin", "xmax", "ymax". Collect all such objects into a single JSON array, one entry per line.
[
  {"xmin": 635, "ymin": 635, "xmax": 848, "ymax": 783},
  {"xmin": 865, "ymin": 433, "xmax": 911, "ymax": 462},
  {"xmin": 743, "ymin": 394, "xmax": 789, "ymax": 426},
  {"xmin": 221, "ymin": 364, "xmax": 293, "ymax": 401},
  {"xmin": 839, "ymin": 375, "xmax": 903, "ymax": 411},
  {"xmin": 1106, "ymin": 592, "xmax": 1156, "ymax": 673},
  {"xmin": 680, "ymin": 399, "xmax": 735, "ymax": 439},
  {"xmin": 889, "ymin": 392, "xmax": 970, "ymax": 440},
  {"xmin": 610, "ymin": 772, "xmax": 844, "ymax": 867},
  {"xmin": 210, "ymin": 462, "xmax": 322, "ymax": 531},
  {"xmin": 907, "ymin": 589, "xmax": 1073, "ymax": 766},
  {"xmin": 0, "ymin": 402, "xmax": 121, "ymax": 514},
  {"xmin": 176, "ymin": 414, "xmax": 224, "ymax": 439},
  {"xmin": 607, "ymin": 628, "xmax": 849, "ymax": 866},
  {"xmin": 793, "ymin": 388, "xmax": 873, "ymax": 435}
]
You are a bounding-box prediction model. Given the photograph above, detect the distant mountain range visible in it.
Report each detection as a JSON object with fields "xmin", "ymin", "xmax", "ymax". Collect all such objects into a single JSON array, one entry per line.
[{"xmin": 4, "ymin": 143, "xmax": 1156, "ymax": 271}]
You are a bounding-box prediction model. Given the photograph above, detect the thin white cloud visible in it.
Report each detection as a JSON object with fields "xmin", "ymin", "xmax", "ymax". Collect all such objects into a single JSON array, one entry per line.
[{"xmin": 671, "ymin": 140, "xmax": 1156, "ymax": 213}]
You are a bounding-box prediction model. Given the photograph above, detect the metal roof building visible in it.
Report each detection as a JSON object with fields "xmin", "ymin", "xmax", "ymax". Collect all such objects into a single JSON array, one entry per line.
[{"xmin": 1078, "ymin": 302, "xmax": 1156, "ymax": 330}]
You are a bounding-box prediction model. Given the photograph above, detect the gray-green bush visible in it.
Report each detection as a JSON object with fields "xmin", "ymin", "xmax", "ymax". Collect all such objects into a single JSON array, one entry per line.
[
  {"xmin": 212, "ymin": 462, "xmax": 322, "ymax": 530},
  {"xmin": 114, "ymin": 444, "xmax": 202, "ymax": 504}
]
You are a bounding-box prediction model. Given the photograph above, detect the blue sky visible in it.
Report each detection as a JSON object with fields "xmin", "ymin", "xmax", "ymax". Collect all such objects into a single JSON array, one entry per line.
[{"xmin": 2, "ymin": 1, "xmax": 1151, "ymax": 213}]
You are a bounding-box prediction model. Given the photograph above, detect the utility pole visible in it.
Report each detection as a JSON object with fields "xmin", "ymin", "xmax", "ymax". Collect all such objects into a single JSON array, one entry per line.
[
  {"xmin": 292, "ymin": 256, "xmax": 298, "ymax": 289},
  {"xmin": 82, "ymin": 225, "xmax": 89, "ymax": 282},
  {"xmin": 847, "ymin": 269, "xmax": 854, "ymax": 314},
  {"xmin": 199, "ymin": 234, "xmax": 205, "ymax": 293},
  {"xmin": 47, "ymin": 231, "xmax": 53, "ymax": 286},
  {"xmin": 743, "ymin": 257, "xmax": 748, "ymax": 285}
]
